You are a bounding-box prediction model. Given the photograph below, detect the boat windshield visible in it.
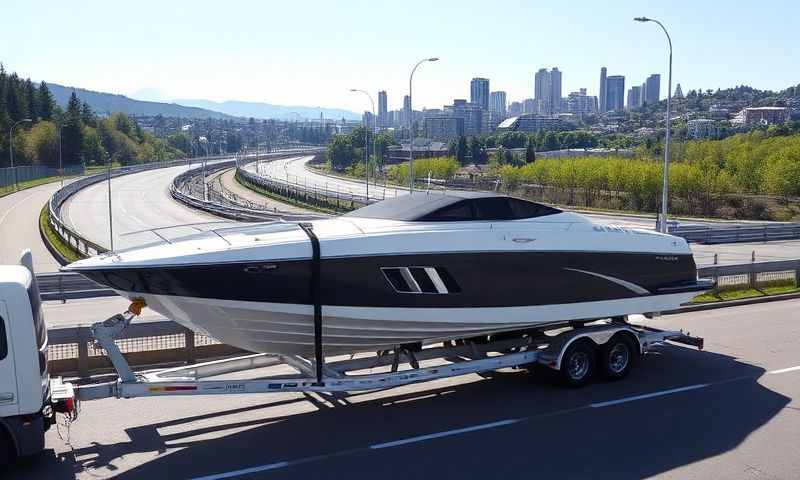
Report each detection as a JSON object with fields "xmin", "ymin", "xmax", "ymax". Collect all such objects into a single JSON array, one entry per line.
[{"xmin": 345, "ymin": 193, "xmax": 561, "ymax": 222}]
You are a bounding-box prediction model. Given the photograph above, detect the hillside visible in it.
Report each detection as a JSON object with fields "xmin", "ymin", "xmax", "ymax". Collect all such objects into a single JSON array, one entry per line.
[
  {"xmin": 49, "ymin": 83, "xmax": 233, "ymax": 119},
  {"xmin": 174, "ymin": 98, "xmax": 359, "ymax": 121}
]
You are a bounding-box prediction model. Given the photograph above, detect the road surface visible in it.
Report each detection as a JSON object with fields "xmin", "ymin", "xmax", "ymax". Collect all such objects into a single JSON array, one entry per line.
[
  {"xmin": 0, "ymin": 181, "xmax": 67, "ymax": 273},
  {"xmin": 61, "ymin": 163, "xmax": 222, "ymax": 251},
  {"xmin": 8, "ymin": 299, "xmax": 800, "ymax": 479}
]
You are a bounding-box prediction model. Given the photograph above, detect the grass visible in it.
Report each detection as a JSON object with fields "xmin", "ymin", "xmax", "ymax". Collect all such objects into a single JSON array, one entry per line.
[
  {"xmin": 85, "ymin": 162, "xmax": 121, "ymax": 175},
  {"xmin": 691, "ymin": 283, "xmax": 799, "ymax": 303},
  {"xmin": 234, "ymin": 171, "xmax": 344, "ymax": 215},
  {"xmin": 0, "ymin": 176, "xmax": 68, "ymax": 198},
  {"xmin": 39, "ymin": 203, "xmax": 85, "ymax": 263}
]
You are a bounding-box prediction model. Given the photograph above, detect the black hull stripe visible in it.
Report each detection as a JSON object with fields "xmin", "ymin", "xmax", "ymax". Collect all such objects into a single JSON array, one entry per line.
[{"xmin": 78, "ymin": 252, "xmax": 698, "ymax": 308}]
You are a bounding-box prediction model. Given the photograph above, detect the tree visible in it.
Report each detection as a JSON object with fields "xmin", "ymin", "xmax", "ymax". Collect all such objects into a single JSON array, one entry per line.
[
  {"xmin": 469, "ymin": 137, "xmax": 483, "ymax": 164},
  {"xmin": 328, "ymin": 135, "xmax": 355, "ymax": 171},
  {"xmin": 525, "ymin": 139, "xmax": 536, "ymax": 163},
  {"xmin": 60, "ymin": 92, "xmax": 84, "ymax": 165},
  {"xmin": 37, "ymin": 82, "xmax": 53, "ymax": 120},
  {"xmin": 80, "ymin": 101, "xmax": 96, "ymax": 127},
  {"xmin": 455, "ymin": 136, "xmax": 468, "ymax": 165},
  {"xmin": 543, "ymin": 131, "xmax": 560, "ymax": 151}
]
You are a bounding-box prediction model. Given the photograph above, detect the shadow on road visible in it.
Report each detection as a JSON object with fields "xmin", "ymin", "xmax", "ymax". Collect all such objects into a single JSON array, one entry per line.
[{"xmin": 8, "ymin": 344, "xmax": 790, "ymax": 479}]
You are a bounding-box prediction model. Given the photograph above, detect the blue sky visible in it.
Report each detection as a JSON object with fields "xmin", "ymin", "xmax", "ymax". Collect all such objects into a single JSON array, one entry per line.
[{"xmin": 3, "ymin": 0, "xmax": 798, "ymax": 113}]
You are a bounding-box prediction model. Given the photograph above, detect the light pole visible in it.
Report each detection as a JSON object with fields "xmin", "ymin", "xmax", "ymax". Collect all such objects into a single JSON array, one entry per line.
[
  {"xmin": 9, "ymin": 119, "xmax": 32, "ymax": 191},
  {"xmin": 350, "ymin": 88, "xmax": 376, "ymax": 201},
  {"xmin": 408, "ymin": 57, "xmax": 439, "ymax": 193},
  {"xmin": 635, "ymin": 16, "xmax": 673, "ymax": 233}
]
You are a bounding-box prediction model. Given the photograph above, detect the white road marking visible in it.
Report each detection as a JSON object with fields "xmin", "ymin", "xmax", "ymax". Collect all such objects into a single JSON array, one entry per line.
[
  {"xmin": 369, "ymin": 418, "xmax": 521, "ymax": 450},
  {"xmin": 589, "ymin": 384, "xmax": 709, "ymax": 408},
  {"xmin": 769, "ymin": 365, "xmax": 800, "ymax": 375},
  {"xmin": 0, "ymin": 190, "xmax": 39, "ymax": 226},
  {"xmin": 192, "ymin": 461, "xmax": 291, "ymax": 480}
]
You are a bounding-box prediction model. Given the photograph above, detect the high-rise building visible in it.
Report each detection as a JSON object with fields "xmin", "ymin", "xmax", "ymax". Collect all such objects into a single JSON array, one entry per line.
[
  {"xmin": 522, "ymin": 98, "xmax": 536, "ymax": 114},
  {"xmin": 489, "ymin": 91, "xmax": 507, "ymax": 117},
  {"xmin": 403, "ymin": 95, "xmax": 411, "ymax": 126},
  {"xmin": 626, "ymin": 86, "xmax": 642, "ymax": 110},
  {"xmin": 378, "ymin": 91, "xmax": 388, "ymax": 127},
  {"xmin": 508, "ymin": 101, "xmax": 523, "ymax": 117},
  {"xmin": 645, "ymin": 74, "xmax": 661, "ymax": 105},
  {"xmin": 534, "ymin": 68, "xmax": 551, "ymax": 111},
  {"xmin": 566, "ymin": 88, "xmax": 598, "ymax": 114},
  {"xmin": 599, "ymin": 67, "xmax": 607, "ymax": 112},
  {"xmin": 605, "ymin": 76, "xmax": 625, "ymax": 111},
  {"xmin": 549, "ymin": 68, "xmax": 562, "ymax": 113},
  {"xmin": 470, "ymin": 78, "xmax": 490, "ymax": 111},
  {"xmin": 444, "ymin": 99, "xmax": 484, "ymax": 136},
  {"xmin": 424, "ymin": 116, "xmax": 464, "ymax": 141}
]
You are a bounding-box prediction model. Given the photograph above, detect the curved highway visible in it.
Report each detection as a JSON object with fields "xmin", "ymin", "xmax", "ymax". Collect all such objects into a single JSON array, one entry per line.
[
  {"xmin": 62, "ymin": 163, "xmax": 222, "ymax": 251},
  {"xmin": 0, "ymin": 181, "xmax": 64, "ymax": 273}
]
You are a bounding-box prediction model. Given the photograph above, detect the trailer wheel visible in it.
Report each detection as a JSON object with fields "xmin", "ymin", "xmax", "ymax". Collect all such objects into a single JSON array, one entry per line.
[
  {"xmin": 600, "ymin": 334, "xmax": 636, "ymax": 381},
  {"xmin": 559, "ymin": 340, "xmax": 596, "ymax": 388}
]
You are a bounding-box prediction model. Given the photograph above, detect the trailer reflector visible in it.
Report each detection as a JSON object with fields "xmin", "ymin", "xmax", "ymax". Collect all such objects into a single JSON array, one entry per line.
[{"xmin": 148, "ymin": 385, "xmax": 198, "ymax": 393}]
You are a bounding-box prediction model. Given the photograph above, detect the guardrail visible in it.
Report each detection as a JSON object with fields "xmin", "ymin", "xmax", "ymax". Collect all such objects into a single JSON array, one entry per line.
[
  {"xmin": 48, "ymin": 155, "xmax": 231, "ymax": 258},
  {"xmin": 671, "ymin": 223, "xmax": 800, "ymax": 244},
  {"xmin": 44, "ymin": 258, "xmax": 799, "ymax": 377},
  {"xmin": 170, "ymin": 151, "xmax": 328, "ymax": 222}
]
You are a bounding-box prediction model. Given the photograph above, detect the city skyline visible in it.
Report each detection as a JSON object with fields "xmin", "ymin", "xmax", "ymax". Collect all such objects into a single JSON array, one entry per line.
[{"xmin": 3, "ymin": 0, "xmax": 799, "ymax": 113}]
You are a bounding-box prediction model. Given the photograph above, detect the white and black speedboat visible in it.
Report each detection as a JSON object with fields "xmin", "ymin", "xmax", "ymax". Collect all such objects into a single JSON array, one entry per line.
[{"xmin": 64, "ymin": 192, "xmax": 710, "ymax": 359}]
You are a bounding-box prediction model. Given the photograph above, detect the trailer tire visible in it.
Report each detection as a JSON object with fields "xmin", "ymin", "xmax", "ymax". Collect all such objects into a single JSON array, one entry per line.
[
  {"xmin": 600, "ymin": 334, "xmax": 636, "ymax": 381},
  {"xmin": 559, "ymin": 340, "xmax": 596, "ymax": 388}
]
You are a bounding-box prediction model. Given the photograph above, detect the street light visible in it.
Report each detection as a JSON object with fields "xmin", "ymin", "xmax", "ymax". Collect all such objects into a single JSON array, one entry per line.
[
  {"xmin": 9, "ymin": 118, "xmax": 32, "ymax": 191},
  {"xmin": 635, "ymin": 16, "xmax": 673, "ymax": 233},
  {"xmin": 350, "ymin": 88, "xmax": 376, "ymax": 201},
  {"xmin": 408, "ymin": 57, "xmax": 439, "ymax": 193}
]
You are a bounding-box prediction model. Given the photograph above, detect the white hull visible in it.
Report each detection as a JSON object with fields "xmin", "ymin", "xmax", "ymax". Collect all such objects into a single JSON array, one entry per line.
[{"xmin": 131, "ymin": 291, "xmax": 697, "ymax": 356}]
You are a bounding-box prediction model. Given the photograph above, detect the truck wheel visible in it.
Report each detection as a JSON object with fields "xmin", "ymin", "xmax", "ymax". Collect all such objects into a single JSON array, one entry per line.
[
  {"xmin": 0, "ymin": 428, "xmax": 15, "ymax": 465},
  {"xmin": 600, "ymin": 334, "xmax": 636, "ymax": 381},
  {"xmin": 559, "ymin": 340, "xmax": 596, "ymax": 388}
]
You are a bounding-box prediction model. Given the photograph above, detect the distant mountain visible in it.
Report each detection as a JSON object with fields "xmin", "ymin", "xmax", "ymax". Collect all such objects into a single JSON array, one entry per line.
[
  {"xmin": 173, "ymin": 99, "xmax": 360, "ymax": 121},
  {"xmin": 48, "ymin": 83, "xmax": 233, "ymax": 119}
]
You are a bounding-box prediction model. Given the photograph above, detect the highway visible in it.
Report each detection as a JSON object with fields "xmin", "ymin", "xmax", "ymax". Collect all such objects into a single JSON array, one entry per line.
[
  {"xmin": 247, "ymin": 155, "xmax": 800, "ymax": 266},
  {"xmin": 0, "ymin": 181, "xmax": 65, "ymax": 273},
  {"xmin": 8, "ymin": 299, "xmax": 800, "ymax": 479},
  {"xmin": 61, "ymin": 162, "xmax": 223, "ymax": 251}
]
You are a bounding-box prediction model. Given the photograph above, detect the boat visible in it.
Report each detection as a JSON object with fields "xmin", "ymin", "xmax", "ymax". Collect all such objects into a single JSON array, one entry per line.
[{"xmin": 63, "ymin": 192, "xmax": 711, "ymax": 357}]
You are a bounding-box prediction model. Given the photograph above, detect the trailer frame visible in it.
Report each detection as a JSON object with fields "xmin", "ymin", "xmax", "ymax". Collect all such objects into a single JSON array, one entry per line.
[{"xmin": 55, "ymin": 311, "xmax": 704, "ymax": 404}]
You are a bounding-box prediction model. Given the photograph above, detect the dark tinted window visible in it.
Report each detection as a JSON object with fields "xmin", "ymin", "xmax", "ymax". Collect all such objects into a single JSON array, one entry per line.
[
  {"xmin": 0, "ymin": 315, "xmax": 7, "ymax": 361},
  {"xmin": 419, "ymin": 200, "xmax": 474, "ymax": 221},
  {"xmin": 508, "ymin": 198, "xmax": 562, "ymax": 218},
  {"xmin": 473, "ymin": 197, "xmax": 514, "ymax": 220}
]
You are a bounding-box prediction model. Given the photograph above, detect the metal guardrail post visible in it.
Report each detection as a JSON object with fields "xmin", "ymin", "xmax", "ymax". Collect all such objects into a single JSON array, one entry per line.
[
  {"xmin": 77, "ymin": 326, "xmax": 91, "ymax": 378},
  {"xmin": 185, "ymin": 327, "xmax": 196, "ymax": 364}
]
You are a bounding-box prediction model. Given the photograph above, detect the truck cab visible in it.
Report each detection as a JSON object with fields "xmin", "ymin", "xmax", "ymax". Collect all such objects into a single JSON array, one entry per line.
[{"xmin": 0, "ymin": 260, "xmax": 53, "ymax": 461}]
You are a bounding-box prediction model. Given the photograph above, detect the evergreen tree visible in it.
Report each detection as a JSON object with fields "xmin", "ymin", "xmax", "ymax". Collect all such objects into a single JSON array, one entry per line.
[
  {"xmin": 24, "ymin": 79, "xmax": 37, "ymax": 120},
  {"xmin": 525, "ymin": 139, "xmax": 536, "ymax": 163},
  {"xmin": 80, "ymin": 101, "xmax": 95, "ymax": 127},
  {"xmin": 469, "ymin": 137, "xmax": 483, "ymax": 164},
  {"xmin": 455, "ymin": 135, "xmax": 468, "ymax": 165},
  {"xmin": 37, "ymin": 82, "xmax": 53, "ymax": 120},
  {"xmin": 60, "ymin": 92, "xmax": 84, "ymax": 165}
]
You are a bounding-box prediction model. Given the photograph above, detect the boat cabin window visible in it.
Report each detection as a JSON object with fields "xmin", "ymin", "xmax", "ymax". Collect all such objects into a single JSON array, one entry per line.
[
  {"xmin": 0, "ymin": 314, "xmax": 7, "ymax": 361},
  {"xmin": 419, "ymin": 197, "xmax": 561, "ymax": 221}
]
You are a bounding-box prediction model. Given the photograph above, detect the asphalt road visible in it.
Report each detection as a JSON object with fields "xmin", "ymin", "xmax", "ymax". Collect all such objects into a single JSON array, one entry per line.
[
  {"xmin": 61, "ymin": 163, "xmax": 223, "ymax": 251},
  {"xmin": 0, "ymin": 181, "xmax": 66, "ymax": 273},
  {"xmin": 8, "ymin": 299, "xmax": 800, "ymax": 479}
]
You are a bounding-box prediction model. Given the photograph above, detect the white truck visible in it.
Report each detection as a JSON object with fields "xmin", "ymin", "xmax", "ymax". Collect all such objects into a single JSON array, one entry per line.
[{"xmin": 0, "ymin": 252, "xmax": 704, "ymax": 462}]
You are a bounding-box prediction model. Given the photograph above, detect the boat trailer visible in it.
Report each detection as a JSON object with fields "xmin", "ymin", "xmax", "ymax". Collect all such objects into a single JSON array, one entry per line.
[{"xmin": 52, "ymin": 308, "xmax": 704, "ymax": 405}]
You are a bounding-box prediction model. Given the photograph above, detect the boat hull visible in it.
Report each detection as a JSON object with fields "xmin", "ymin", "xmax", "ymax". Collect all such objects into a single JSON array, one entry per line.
[{"xmin": 130, "ymin": 290, "xmax": 700, "ymax": 356}]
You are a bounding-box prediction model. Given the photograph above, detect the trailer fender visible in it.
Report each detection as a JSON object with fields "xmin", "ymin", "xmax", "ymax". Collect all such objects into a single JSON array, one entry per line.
[{"xmin": 544, "ymin": 327, "xmax": 642, "ymax": 371}]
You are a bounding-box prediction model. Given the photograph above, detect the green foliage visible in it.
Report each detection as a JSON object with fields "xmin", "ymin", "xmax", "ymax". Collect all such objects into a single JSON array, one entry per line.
[
  {"xmin": 388, "ymin": 157, "xmax": 459, "ymax": 185},
  {"xmin": 327, "ymin": 135, "xmax": 355, "ymax": 171},
  {"xmin": 325, "ymin": 128, "xmax": 397, "ymax": 171},
  {"xmin": 525, "ymin": 139, "xmax": 536, "ymax": 163},
  {"xmin": 455, "ymin": 136, "xmax": 468, "ymax": 165}
]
